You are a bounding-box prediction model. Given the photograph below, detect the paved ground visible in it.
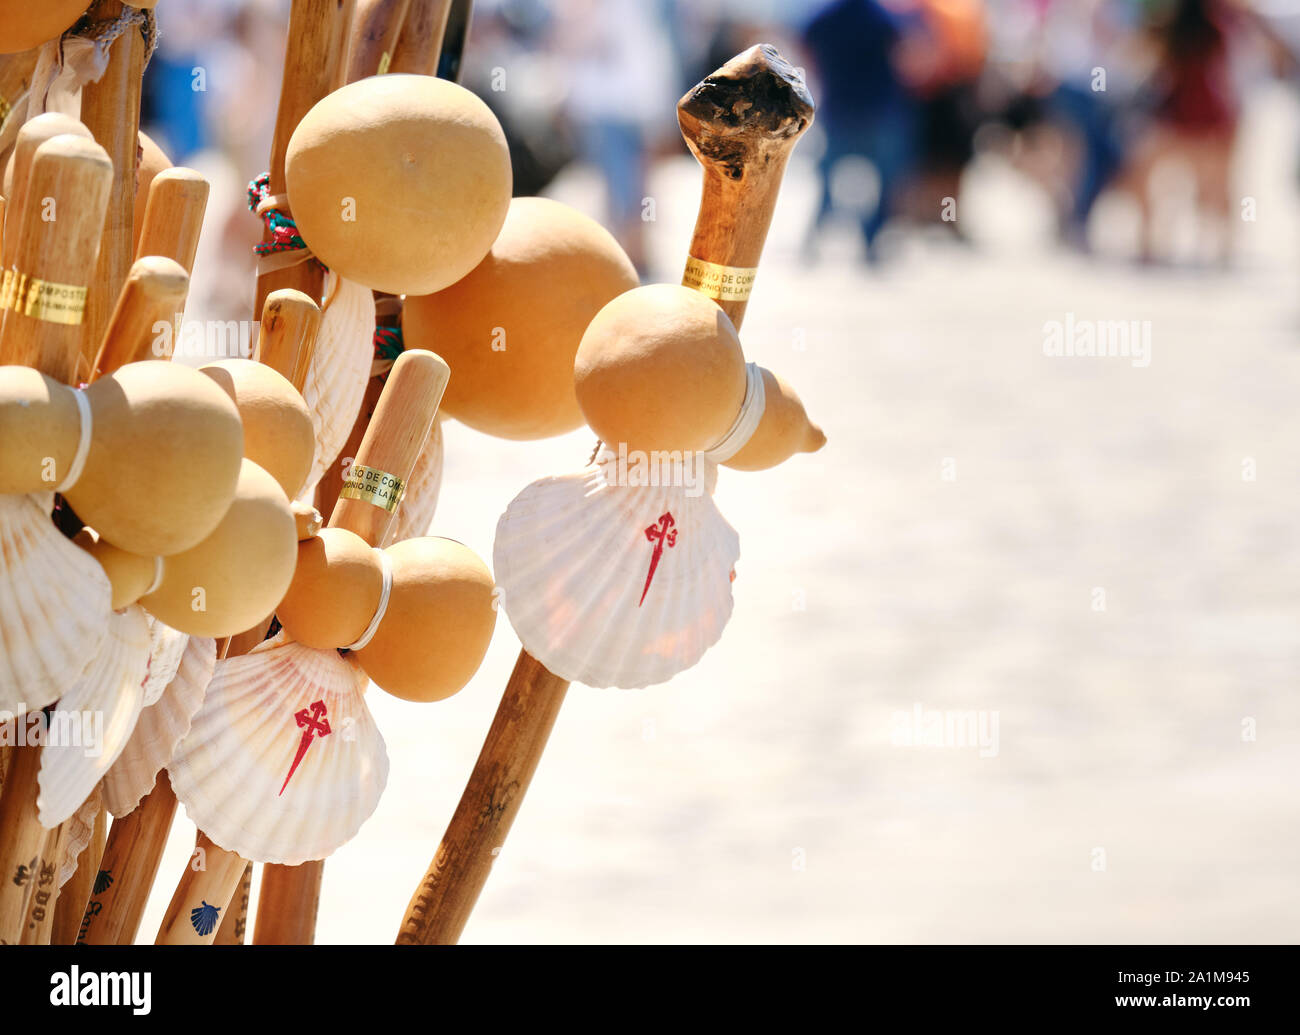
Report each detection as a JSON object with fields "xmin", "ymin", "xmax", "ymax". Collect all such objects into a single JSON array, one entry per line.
[{"xmin": 140, "ymin": 84, "xmax": 1300, "ymax": 943}]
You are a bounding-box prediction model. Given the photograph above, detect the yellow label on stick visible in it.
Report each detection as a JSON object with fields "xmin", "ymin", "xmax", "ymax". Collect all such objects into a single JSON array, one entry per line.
[
  {"xmin": 682, "ymin": 256, "xmax": 757, "ymax": 302},
  {"xmin": 22, "ymin": 279, "xmax": 87, "ymax": 325},
  {"xmin": 339, "ymin": 463, "xmax": 405, "ymax": 513},
  {"xmin": 0, "ymin": 272, "xmax": 86, "ymax": 324}
]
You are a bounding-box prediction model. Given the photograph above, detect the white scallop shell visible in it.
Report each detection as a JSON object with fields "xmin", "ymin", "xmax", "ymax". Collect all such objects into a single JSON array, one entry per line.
[
  {"xmin": 58, "ymin": 790, "xmax": 102, "ymax": 889},
  {"xmin": 142, "ymin": 616, "xmax": 188, "ymax": 707},
  {"xmin": 167, "ymin": 634, "xmax": 388, "ymax": 864},
  {"xmin": 0, "ymin": 494, "xmax": 112, "ymax": 716},
  {"xmin": 37, "ymin": 605, "xmax": 151, "ymax": 827},
  {"xmin": 102, "ymin": 635, "xmax": 216, "ymax": 818},
  {"xmin": 493, "ymin": 454, "xmax": 740, "ymax": 689},
  {"xmin": 299, "ymin": 272, "xmax": 376, "ymax": 498},
  {"xmin": 385, "ymin": 413, "xmax": 444, "ymax": 544}
]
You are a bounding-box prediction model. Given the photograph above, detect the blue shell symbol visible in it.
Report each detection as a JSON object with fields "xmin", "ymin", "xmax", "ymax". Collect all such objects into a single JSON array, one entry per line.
[
  {"xmin": 93, "ymin": 870, "xmax": 113, "ymax": 895},
  {"xmin": 190, "ymin": 900, "xmax": 221, "ymax": 936}
]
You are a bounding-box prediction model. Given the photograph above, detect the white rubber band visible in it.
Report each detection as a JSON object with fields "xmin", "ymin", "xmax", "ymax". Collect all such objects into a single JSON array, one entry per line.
[
  {"xmin": 143, "ymin": 555, "xmax": 165, "ymax": 598},
  {"xmin": 703, "ymin": 362, "xmax": 766, "ymax": 464},
  {"xmin": 55, "ymin": 390, "xmax": 93, "ymax": 493},
  {"xmin": 344, "ymin": 549, "xmax": 392, "ymax": 651}
]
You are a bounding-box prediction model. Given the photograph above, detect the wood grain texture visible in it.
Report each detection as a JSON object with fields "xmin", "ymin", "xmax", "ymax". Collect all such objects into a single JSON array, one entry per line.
[
  {"xmin": 253, "ymin": 288, "xmax": 321, "ymax": 389},
  {"xmin": 0, "ymin": 114, "xmax": 91, "ymax": 271},
  {"xmin": 397, "ymin": 650, "xmax": 569, "ymax": 944},
  {"xmin": 252, "ymin": 862, "xmax": 324, "ymax": 944},
  {"xmin": 89, "ymin": 255, "xmax": 189, "ymax": 379},
  {"xmin": 0, "ymin": 745, "xmax": 52, "ymax": 943},
  {"xmin": 0, "ymin": 134, "xmax": 112, "ymax": 379},
  {"xmin": 213, "ymin": 863, "xmax": 252, "ymax": 944},
  {"xmin": 20, "ymin": 820, "xmax": 68, "ymax": 943},
  {"xmin": 78, "ymin": 0, "xmax": 149, "ymax": 374},
  {"xmin": 134, "ymin": 166, "xmax": 210, "ymax": 273},
  {"xmin": 155, "ymin": 831, "xmax": 247, "ymax": 944},
  {"xmin": 677, "ymin": 44, "xmax": 813, "ymax": 328},
  {"xmin": 345, "ymin": 0, "xmax": 411, "ymax": 81},
  {"xmin": 387, "ymin": 0, "xmax": 452, "ymax": 75},
  {"xmin": 80, "ymin": 771, "xmax": 178, "ymax": 945},
  {"xmin": 51, "ymin": 794, "xmax": 106, "ymax": 944}
]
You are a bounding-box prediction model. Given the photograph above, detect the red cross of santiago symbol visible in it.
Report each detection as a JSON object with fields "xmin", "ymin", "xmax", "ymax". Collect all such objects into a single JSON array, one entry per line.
[
  {"xmin": 279, "ymin": 700, "xmax": 332, "ymax": 796},
  {"xmin": 640, "ymin": 512, "xmax": 679, "ymax": 607}
]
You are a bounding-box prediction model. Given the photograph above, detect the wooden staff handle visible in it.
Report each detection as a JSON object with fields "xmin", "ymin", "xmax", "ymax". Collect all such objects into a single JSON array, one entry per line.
[
  {"xmin": 78, "ymin": 0, "xmax": 150, "ymax": 373},
  {"xmin": 0, "ymin": 134, "xmax": 112, "ymax": 379},
  {"xmin": 0, "ymin": 114, "xmax": 92, "ymax": 271},
  {"xmin": 677, "ymin": 44, "xmax": 813, "ymax": 329},
  {"xmin": 81, "ymin": 770, "xmax": 178, "ymax": 944},
  {"xmin": 255, "ymin": 348, "xmax": 449, "ymax": 944},
  {"xmin": 253, "ymin": 288, "xmax": 322, "ymax": 391},
  {"xmin": 345, "ymin": 0, "xmax": 411, "ymax": 81},
  {"xmin": 134, "ymin": 167, "xmax": 210, "ymax": 273},
  {"xmin": 254, "ymin": 0, "xmax": 353, "ymax": 319},
  {"xmin": 0, "ymin": 744, "xmax": 53, "ymax": 943},
  {"xmin": 397, "ymin": 651, "xmax": 568, "ymax": 944},
  {"xmin": 387, "ymin": 0, "xmax": 452, "ymax": 75},
  {"xmin": 156, "ymin": 831, "xmax": 249, "ymax": 945},
  {"xmin": 324, "ymin": 348, "xmax": 448, "ymax": 544},
  {"xmin": 51, "ymin": 793, "xmax": 106, "ymax": 944},
  {"xmin": 89, "ymin": 256, "xmax": 189, "ymax": 380},
  {"xmin": 397, "ymin": 48, "xmax": 813, "ymax": 945}
]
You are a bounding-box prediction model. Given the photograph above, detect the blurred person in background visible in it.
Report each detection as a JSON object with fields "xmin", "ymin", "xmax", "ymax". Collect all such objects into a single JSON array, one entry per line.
[
  {"xmin": 895, "ymin": 0, "xmax": 989, "ymax": 235},
  {"xmin": 1120, "ymin": 0, "xmax": 1245, "ymax": 263},
  {"xmin": 800, "ymin": 0, "xmax": 922, "ymax": 263},
  {"xmin": 551, "ymin": 0, "xmax": 680, "ymax": 273}
]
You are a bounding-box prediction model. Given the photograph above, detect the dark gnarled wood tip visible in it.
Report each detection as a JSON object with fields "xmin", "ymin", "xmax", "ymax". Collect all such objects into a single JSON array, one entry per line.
[{"xmin": 678, "ymin": 44, "xmax": 814, "ymax": 176}]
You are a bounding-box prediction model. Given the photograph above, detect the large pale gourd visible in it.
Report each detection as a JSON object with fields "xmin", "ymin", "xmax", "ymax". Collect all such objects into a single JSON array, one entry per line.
[
  {"xmin": 200, "ymin": 358, "xmax": 314, "ymax": 498},
  {"xmin": 275, "ymin": 527, "xmax": 383, "ymax": 649},
  {"xmin": 0, "ymin": 1, "xmax": 87, "ymax": 54},
  {"xmin": 141, "ymin": 460, "xmax": 297, "ymax": 637},
  {"xmin": 402, "ymin": 197, "xmax": 639, "ymax": 440},
  {"xmin": 574, "ymin": 284, "xmax": 746, "ymax": 455},
  {"xmin": 353, "ymin": 537, "xmax": 496, "ymax": 703},
  {"xmin": 62, "ymin": 361, "xmax": 244, "ymax": 557},
  {"xmin": 285, "ymin": 74, "xmax": 512, "ymax": 295},
  {"xmin": 0, "ymin": 367, "xmax": 79, "ymax": 493}
]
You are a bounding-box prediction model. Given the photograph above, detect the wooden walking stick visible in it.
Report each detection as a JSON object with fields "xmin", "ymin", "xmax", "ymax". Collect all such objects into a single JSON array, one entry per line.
[
  {"xmin": 157, "ymin": 348, "xmax": 449, "ymax": 945},
  {"xmin": 253, "ymin": 0, "xmax": 352, "ymax": 317},
  {"xmin": 14, "ymin": 256, "xmax": 190, "ymax": 946},
  {"xmin": 387, "ymin": 0, "xmax": 453, "ymax": 76},
  {"xmin": 77, "ymin": 0, "xmax": 153, "ymax": 375},
  {"xmin": 0, "ymin": 135, "xmax": 114, "ymax": 946},
  {"xmin": 396, "ymin": 45, "xmax": 815, "ymax": 945},
  {"xmin": 134, "ymin": 167, "xmax": 210, "ymax": 271},
  {"xmin": 51, "ymin": 791, "xmax": 105, "ymax": 944},
  {"xmin": 345, "ymin": 0, "xmax": 411, "ymax": 80},
  {"xmin": 79, "ymin": 290, "xmax": 320, "ymax": 946}
]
